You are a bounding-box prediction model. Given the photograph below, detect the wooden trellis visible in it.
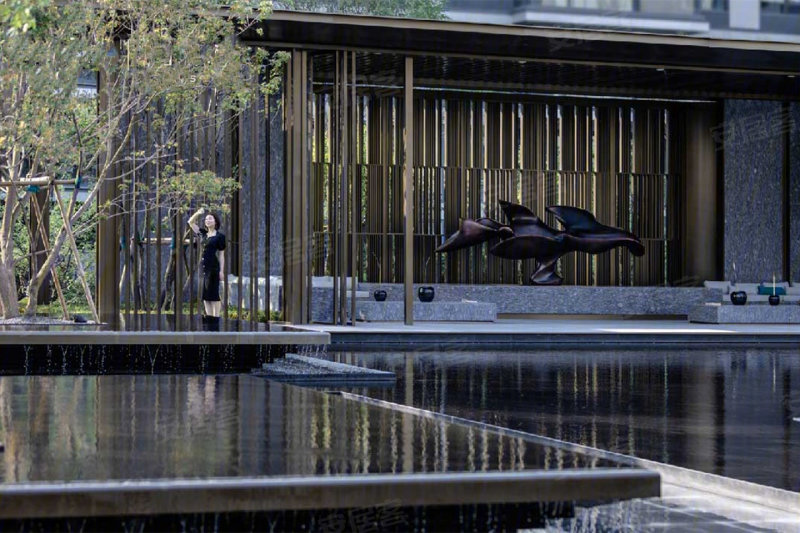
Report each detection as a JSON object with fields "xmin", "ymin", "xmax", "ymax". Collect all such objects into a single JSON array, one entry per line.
[{"xmin": 0, "ymin": 176, "xmax": 99, "ymax": 322}]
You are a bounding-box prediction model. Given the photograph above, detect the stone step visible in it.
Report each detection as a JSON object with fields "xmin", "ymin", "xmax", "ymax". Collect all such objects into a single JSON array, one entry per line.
[
  {"xmin": 689, "ymin": 303, "xmax": 800, "ymax": 323},
  {"xmin": 253, "ymin": 353, "xmax": 396, "ymax": 385}
]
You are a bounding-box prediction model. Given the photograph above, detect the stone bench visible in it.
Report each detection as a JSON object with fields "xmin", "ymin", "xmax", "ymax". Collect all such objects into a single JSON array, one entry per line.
[
  {"xmin": 689, "ymin": 303, "xmax": 800, "ymax": 324},
  {"xmin": 356, "ymin": 301, "xmax": 497, "ymax": 322}
]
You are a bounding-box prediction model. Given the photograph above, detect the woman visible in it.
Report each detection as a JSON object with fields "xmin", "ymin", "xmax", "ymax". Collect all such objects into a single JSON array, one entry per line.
[{"xmin": 188, "ymin": 208, "xmax": 226, "ymax": 326}]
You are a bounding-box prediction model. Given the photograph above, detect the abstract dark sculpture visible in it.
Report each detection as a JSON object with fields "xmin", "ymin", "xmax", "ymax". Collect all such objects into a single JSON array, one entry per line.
[{"xmin": 435, "ymin": 200, "xmax": 645, "ymax": 285}]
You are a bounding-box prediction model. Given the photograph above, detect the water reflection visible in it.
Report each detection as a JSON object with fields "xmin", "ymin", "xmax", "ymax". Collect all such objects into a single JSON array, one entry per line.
[
  {"xmin": 0, "ymin": 375, "xmax": 610, "ymax": 484},
  {"xmin": 330, "ymin": 349, "xmax": 800, "ymax": 491}
]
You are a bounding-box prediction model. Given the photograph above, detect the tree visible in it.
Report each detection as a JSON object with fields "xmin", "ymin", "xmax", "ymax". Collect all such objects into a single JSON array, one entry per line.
[
  {"xmin": 276, "ymin": 0, "xmax": 448, "ymax": 19},
  {"xmin": 0, "ymin": 0, "xmax": 273, "ymax": 319},
  {"xmin": 0, "ymin": 0, "xmax": 47, "ymax": 34}
]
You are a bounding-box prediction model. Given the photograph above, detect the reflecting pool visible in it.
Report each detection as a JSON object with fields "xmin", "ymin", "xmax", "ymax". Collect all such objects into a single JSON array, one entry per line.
[
  {"xmin": 330, "ymin": 348, "xmax": 800, "ymax": 491},
  {"xmin": 0, "ymin": 375, "xmax": 615, "ymax": 484}
]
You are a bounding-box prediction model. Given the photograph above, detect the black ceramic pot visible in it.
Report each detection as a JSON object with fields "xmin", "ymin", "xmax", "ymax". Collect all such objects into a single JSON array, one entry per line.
[
  {"xmin": 418, "ymin": 286, "xmax": 435, "ymax": 302},
  {"xmin": 769, "ymin": 294, "xmax": 780, "ymax": 306},
  {"xmin": 730, "ymin": 291, "xmax": 747, "ymax": 305},
  {"xmin": 373, "ymin": 289, "xmax": 387, "ymax": 302}
]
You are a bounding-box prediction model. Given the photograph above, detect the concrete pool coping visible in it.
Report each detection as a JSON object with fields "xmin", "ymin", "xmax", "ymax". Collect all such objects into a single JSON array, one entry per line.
[
  {"xmin": 0, "ymin": 470, "xmax": 658, "ymax": 519},
  {"xmin": 334, "ymin": 391, "xmax": 800, "ymax": 516},
  {"xmin": 0, "ymin": 330, "xmax": 329, "ymax": 345},
  {"xmin": 302, "ymin": 319, "xmax": 800, "ymax": 347}
]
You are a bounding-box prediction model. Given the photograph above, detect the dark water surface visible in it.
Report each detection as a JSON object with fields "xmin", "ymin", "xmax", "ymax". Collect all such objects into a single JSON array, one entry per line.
[
  {"xmin": 329, "ymin": 349, "xmax": 800, "ymax": 492},
  {"xmin": 0, "ymin": 375, "xmax": 614, "ymax": 484}
]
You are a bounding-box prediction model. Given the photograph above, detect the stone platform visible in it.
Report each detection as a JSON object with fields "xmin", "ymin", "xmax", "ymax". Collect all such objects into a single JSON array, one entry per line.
[
  {"xmin": 356, "ymin": 301, "xmax": 497, "ymax": 322},
  {"xmin": 689, "ymin": 303, "xmax": 800, "ymax": 324},
  {"xmin": 304, "ymin": 318, "xmax": 800, "ymax": 348},
  {"xmin": 312, "ymin": 285, "xmax": 717, "ymax": 323},
  {"xmin": 359, "ymin": 283, "xmax": 715, "ymax": 316},
  {"xmin": 0, "ymin": 326, "xmax": 329, "ymax": 375}
]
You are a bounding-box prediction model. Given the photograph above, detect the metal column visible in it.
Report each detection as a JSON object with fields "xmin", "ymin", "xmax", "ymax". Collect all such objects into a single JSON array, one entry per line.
[
  {"xmin": 403, "ymin": 57, "xmax": 414, "ymax": 325},
  {"xmin": 96, "ymin": 67, "xmax": 120, "ymax": 326},
  {"xmin": 283, "ymin": 50, "xmax": 311, "ymax": 324}
]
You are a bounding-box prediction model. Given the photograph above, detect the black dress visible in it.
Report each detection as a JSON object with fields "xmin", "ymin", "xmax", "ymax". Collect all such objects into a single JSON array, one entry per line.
[{"xmin": 199, "ymin": 228, "xmax": 226, "ymax": 301}]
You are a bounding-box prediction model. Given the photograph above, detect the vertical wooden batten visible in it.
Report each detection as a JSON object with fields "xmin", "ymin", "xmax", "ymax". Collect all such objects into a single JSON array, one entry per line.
[{"xmin": 350, "ymin": 52, "xmax": 358, "ymax": 326}]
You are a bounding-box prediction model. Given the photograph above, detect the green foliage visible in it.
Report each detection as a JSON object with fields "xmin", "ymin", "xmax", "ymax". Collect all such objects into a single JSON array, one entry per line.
[
  {"xmin": 0, "ymin": 0, "xmax": 280, "ymax": 316},
  {"xmin": 152, "ymin": 169, "xmax": 240, "ymax": 218},
  {"xmin": 263, "ymin": 50, "xmax": 291, "ymax": 96},
  {"xmin": 49, "ymin": 200, "xmax": 96, "ymax": 309},
  {"xmin": 0, "ymin": 197, "xmax": 94, "ymax": 309},
  {"xmin": 276, "ymin": 0, "xmax": 448, "ymax": 19},
  {"xmin": 113, "ymin": 0, "xmax": 270, "ymax": 116},
  {"xmin": 0, "ymin": 3, "xmax": 101, "ymax": 180},
  {"xmin": 0, "ymin": 0, "xmax": 50, "ymax": 35},
  {"xmin": 24, "ymin": 301, "xmax": 283, "ymax": 322},
  {"xmin": 225, "ymin": 305, "xmax": 283, "ymax": 323}
]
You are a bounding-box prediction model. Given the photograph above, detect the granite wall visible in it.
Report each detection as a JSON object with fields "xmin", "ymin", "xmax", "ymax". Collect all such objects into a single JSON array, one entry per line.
[
  {"xmin": 309, "ymin": 283, "xmax": 717, "ymax": 322},
  {"xmin": 789, "ymin": 102, "xmax": 800, "ymax": 283},
  {"xmin": 238, "ymin": 92, "xmax": 276, "ymax": 280},
  {"xmin": 229, "ymin": 89, "xmax": 284, "ymax": 300},
  {"xmin": 269, "ymin": 91, "xmax": 284, "ymax": 278},
  {"xmin": 723, "ymin": 100, "xmax": 785, "ymax": 283}
]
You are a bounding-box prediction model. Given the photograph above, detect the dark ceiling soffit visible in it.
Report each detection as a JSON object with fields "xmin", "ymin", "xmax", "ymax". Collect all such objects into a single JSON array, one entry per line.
[{"xmin": 248, "ymin": 13, "xmax": 800, "ymax": 74}]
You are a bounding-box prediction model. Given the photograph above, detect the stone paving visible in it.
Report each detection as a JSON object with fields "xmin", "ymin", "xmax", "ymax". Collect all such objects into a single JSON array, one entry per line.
[
  {"xmin": 544, "ymin": 483, "xmax": 800, "ymax": 532},
  {"xmin": 309, "ymin": 318, "xmax": 800, "ymax": 335}
]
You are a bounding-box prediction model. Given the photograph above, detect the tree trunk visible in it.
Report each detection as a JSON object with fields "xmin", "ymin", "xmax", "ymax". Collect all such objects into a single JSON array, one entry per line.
[
  {"xmin": 23, "ymin": 277, "xmax": 40, "ymax": 317},
  {"xmin": 159, "ymin": 247, "xmax": 177, "ymax": 311},
  {"xmin": 23, "ymin": 229, "xmax": 68, "ymax": 318},
  {"xmin": 159, "ymin": 245, "xmax": 195, "ymax": 311},
  {"xmin": 0, "ymin": 259, "xmax": 19, "ymax": 319},
  {"xmin": 159, "ymin": 229, "xmax": 195, "ymax": 312}
]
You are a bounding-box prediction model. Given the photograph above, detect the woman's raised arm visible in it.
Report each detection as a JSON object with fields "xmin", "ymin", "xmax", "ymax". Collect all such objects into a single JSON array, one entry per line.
[{"xmin": 187, "ymin": 208, "xmax": 204, "ymax": 234}]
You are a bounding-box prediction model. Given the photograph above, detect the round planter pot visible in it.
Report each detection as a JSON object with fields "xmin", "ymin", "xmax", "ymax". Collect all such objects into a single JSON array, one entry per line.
[
  {"xmin": 373, "ymin": 289, "xmax": 387, "ymax": 302},
  {"xmin": 769, "ymin": 294, "xmax": 780, "ymax": 306},
  {"xmin": 418, "ymin": 286, "xmax": 435, "ymax": 302},
  {"xmin": 730, "ymin": 291, "xmax": 747, "ymax": 306}
]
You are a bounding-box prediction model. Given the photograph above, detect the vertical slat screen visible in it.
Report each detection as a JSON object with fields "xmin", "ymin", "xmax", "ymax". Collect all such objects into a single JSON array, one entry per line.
[
  {"xmin": 114, "ymin": 77, "xmax": 273, "ymax": 326},
  {"xmin": 311, "ymin": 89, "xmax": 685, "ymax": 286}
]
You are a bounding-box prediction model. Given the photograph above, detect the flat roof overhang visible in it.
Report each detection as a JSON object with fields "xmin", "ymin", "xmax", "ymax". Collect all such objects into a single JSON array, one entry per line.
[
  {"xmin": 250, "ymin": 11, "xmax": 800, "ymax": 73},
  {"xmin": 243, "ymin": 11, "xmax": 800, "ymax": 100}
]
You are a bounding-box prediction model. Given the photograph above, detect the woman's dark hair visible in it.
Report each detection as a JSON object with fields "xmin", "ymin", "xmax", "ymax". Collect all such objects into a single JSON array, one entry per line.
[{"xmin": 207, "ymin": 212, "xmax": 222, "ymax": 232}]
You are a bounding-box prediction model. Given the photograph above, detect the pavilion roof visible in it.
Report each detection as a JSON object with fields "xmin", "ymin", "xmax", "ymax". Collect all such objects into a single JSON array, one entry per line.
[{"xmin": 243, "ymin": 10, "xmax": 800, "ymax": 100}]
